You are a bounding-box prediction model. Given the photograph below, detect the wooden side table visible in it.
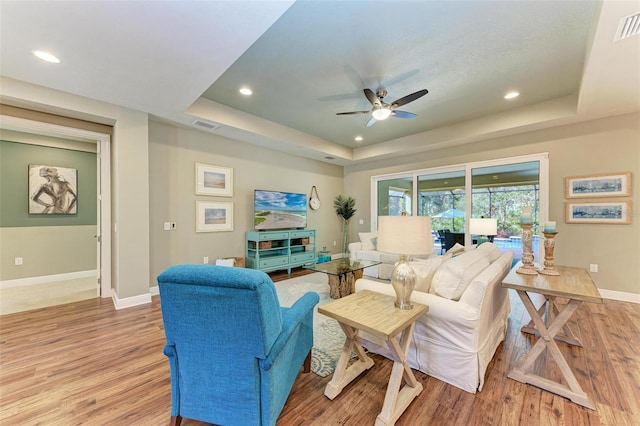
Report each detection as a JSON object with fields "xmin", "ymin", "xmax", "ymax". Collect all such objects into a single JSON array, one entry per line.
[
  {"xmin": 501, "ymin": 263, "xmax": 602, "ymax": 409},
  {"xmin": 318, "ymin": 290, "xmax": 428, "ymax": 426}
]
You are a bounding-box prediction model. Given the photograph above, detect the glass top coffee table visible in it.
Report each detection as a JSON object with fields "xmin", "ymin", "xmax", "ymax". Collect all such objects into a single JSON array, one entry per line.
[{"xmin": 305, "ymin": 258, "xmax": 381, "ymax": 298}]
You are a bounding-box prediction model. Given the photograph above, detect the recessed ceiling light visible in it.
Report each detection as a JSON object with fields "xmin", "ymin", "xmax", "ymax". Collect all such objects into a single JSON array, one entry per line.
[
  {"xmin": 504, "ymin": 91, "xmax": 520, "ymax": 100},
  {"xmin": 32, "ymin": 50, "xmax": 60, "ymax": 63},
  {"xmin": 354, "ymin": 136, "xmax": 363, "ymax": 142},
  {"xmin": 239, "ymin": 87, "xmax": 253, "ymax": 96}
]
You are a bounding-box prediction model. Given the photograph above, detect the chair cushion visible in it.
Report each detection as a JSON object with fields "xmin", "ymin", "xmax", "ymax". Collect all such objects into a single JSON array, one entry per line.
[
  {"xmin": 359, "ymin": 232, "xmax": 377, "ymax": 250},
  {"xmin": 430, "ymin": 251, "xmax": 490, "ymax": 301}
]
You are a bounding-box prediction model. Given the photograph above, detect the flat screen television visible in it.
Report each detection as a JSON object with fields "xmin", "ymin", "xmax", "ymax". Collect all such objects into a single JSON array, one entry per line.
[{"xmin": 254, "ymin": 190, "xmax": 307, "ymax": 230}]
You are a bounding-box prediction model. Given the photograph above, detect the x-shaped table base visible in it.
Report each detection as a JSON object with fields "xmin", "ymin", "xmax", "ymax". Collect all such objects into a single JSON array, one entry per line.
[
  {"xmin": 324, "ymin": 321, "xmax": 423, "ymax": 426},
  {"xmin": 509, "ymin": 290, "xmax": 595, "ymax": 409}
]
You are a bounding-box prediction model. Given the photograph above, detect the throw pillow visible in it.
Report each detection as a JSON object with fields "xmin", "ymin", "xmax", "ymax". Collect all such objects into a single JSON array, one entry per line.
[
  {"xmin": 431, "ymin": 251, "xmax": 490, "ymax": 301},
  {"xmin": 410, "ymin": 256, "xmax": 445, "ymax": 293},
  {"xmin": 359, "ymin": 232, "xmax": 377, "ymax": 250},
  {"xmin": 445, "ymin": 243, "xmax": 466, "ymax": 255}
]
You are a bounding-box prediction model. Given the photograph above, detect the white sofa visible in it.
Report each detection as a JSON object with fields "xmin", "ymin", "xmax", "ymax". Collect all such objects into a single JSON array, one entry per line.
[{"xmin": 355, "ymin": 243, "xmax": 514, "ymax": 393}]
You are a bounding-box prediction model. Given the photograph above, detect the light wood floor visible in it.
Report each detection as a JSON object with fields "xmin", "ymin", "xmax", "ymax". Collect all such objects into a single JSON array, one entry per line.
[
  {"xmin": 0, "ymin": 270, "xmax": 638, "ymax": 425},
  {"xmin": 0, "ymin": 276, "xmax": 97, "ymax": 315}
]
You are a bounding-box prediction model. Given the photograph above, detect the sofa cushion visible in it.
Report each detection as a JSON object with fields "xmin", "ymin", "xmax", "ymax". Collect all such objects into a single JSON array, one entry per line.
[
  {"xmin": 430, "ymin": 250, "xmax": 490, "ymax": 301},
  {"xmin": 475, "ymin": 242, "xmax": 502, "ymax": 263},
  {"xmin": 459, "ymin": 251, "xmax": 513, "ymax": 309},
  {"xmin": 410, "ymin": 256, "xmax": 446, "ymax": 293},
  {"xmin": 359, "ymin": 232, "xmax": 377, "ymax": 250}
]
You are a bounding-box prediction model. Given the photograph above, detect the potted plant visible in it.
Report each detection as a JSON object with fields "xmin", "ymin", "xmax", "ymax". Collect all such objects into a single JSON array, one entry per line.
[{"xmin": 334, "ymin": 195, "xmax": 357, "ymax": 257}]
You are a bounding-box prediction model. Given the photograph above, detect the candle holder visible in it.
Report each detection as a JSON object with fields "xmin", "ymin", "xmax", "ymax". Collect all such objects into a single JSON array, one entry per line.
[
  {"xmin": 516, "ymin": 221, "xmax": 538, "ymax": 275},
  {"xmin": 538, "ymin": 231, "xmax": 560, "ymax": 276}
]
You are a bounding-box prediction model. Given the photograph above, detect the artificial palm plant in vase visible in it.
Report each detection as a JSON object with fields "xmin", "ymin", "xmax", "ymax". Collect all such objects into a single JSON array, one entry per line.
[{"xmin": 334, "ymin": 195, "xmax": 357, "ymax": 257}]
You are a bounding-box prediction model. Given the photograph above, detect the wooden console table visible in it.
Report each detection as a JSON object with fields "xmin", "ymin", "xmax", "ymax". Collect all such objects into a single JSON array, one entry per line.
[
  {"xmin": 501, "ymin": 263, "xmax": 602, "ymax": 409},
  {"xmin": 318, "ymin": 290, "xmax": 427, "ymax": 425}
]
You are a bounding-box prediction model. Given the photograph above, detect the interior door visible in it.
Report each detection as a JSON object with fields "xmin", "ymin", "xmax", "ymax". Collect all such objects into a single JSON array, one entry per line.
[{"xmin": 95, "ymin": 145, "xmax": 101, "ymax": 297}]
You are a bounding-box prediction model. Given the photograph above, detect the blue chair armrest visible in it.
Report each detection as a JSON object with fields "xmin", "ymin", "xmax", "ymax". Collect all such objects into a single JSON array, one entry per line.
[{"xmin": 262, "ymin": 292, "xmax": 319, "ymax": 370}]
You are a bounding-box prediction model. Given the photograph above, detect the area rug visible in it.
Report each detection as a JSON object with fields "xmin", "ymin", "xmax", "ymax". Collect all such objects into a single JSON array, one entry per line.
[{"xmin": 275, "ymin": 272, "xmax": 345, "ymax": 377}]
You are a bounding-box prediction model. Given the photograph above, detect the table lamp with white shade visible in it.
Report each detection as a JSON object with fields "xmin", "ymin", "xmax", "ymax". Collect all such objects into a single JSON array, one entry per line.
[
  {"xmin": 469, "ymin": 218, "xmax": 498, "ymax": 245},
  {"xmin": 377, "ymin": 216, "xmax": 434, "ymax": 309}
]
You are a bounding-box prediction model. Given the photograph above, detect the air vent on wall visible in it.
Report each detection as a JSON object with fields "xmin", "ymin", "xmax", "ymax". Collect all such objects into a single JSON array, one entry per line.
[
  {"xmin": 614, "ymin": 12, "xmax": 640, "ymax": 41},
  {"xmin": 192, "ymin": 119, "xmax": 221, "ymax": 130}
]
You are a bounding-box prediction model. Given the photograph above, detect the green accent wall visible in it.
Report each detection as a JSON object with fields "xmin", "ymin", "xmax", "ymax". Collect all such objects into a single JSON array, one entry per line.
[{"xmin": 0, "ymin": 140, "xmax": 97, "ymax": 227}]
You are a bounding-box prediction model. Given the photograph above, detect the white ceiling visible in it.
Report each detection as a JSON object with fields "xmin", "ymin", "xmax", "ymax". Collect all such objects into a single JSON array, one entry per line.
[{"xmin": 1, "ymin": 1, "xmax": 639, "ymax": 166}]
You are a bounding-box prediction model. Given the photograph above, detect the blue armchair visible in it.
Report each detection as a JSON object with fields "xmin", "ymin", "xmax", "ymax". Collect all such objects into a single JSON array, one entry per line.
[{"xmin": 158, "ymin": 265, "xmax": 319, "ymax": 426}]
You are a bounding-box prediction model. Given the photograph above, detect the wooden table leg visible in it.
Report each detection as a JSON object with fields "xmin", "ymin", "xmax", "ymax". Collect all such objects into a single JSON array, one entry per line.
[
  {"xmin": 509, "ymin": 290, "xmax": 595, "ymax": 409},
  {"xmin": 375, "ymin": 322, "xmax": 423, "ymax": 426},
  {"xmin": 521, "ymin": 295, "xmax": 582, "ymax": 346},
  {"xmin": 324, "ymin": 323, "xmax": 374, "ymax": 399}
]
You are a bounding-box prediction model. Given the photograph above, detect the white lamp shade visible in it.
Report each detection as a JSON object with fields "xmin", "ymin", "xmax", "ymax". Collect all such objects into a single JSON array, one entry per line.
[
  {"xmin": 469, "ymin": 218, "xmax": 497, "ymax": 236},
  {"xmin": 377, "ymin": 216, "xmax": 433, "ymax": 255}
]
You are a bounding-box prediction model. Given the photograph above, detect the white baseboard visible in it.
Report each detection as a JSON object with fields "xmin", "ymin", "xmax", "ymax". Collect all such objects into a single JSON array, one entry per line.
[
  {"xmin": 111, "ymin": 290, "xmax": 152, "ymax": 310},
  {"xmin": 598, "ymin": 288, "xmax": 640, "ymax": 304},
  {"xmin": 0, "ymin": 270, "xmax": 97, "ymax": 289},
  {"xmin": 149, "ymin": 285, "xmax": 159, "ymax": 296}
]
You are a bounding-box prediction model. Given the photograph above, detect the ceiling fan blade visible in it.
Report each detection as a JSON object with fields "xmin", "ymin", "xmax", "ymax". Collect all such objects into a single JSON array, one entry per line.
[
  {"xmin": 366, "ymin": 117, "xmax": 377, "ymax": 127},
  {"xmin": 364, "ymin": 88, "xmax": 380, "ymax": 107},
  {"xmin": 336, "ymin": 111, "xmax": 370, "ymax": 115},
  {"xmin": 392, "ymin": 110, "xmax": 417, "ymax": 119},
  {"xmin": 390, "ymin": 89, "xmax": 428, "ymax": 108}
]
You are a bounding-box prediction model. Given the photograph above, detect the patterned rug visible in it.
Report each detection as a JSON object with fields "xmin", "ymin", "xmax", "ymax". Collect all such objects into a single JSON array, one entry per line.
[{"xmin": 275, "ymin": 273, "xmax": 345, "ymax": 377}]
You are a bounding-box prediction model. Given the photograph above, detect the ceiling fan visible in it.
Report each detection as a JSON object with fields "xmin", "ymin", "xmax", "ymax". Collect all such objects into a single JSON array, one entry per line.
[{"xmin": 336, "ymin": 87, "xmax": 428, "ymax": 127}]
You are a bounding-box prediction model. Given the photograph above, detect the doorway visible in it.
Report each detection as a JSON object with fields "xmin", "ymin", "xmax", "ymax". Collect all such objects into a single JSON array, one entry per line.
[{"xmin": 0, "ymin": 114, "xmax": 111, "ymax": 307}]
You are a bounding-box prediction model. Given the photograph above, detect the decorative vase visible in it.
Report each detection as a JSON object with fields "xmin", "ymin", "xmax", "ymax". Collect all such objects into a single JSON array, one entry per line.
[
  {"xmin": 342, "ymin": 219, "xmax": 350, "ymax": 258},
  {"xmin": 539, "ymin": 232, "xmax": 560, "ymax": 276},
  {"xmin": 391, "ymin": 255, "xmax": 416, "ymax": 309},
  {"xmin": 516, "ymin": 221, "xmax": 538, "ymax": 275}
]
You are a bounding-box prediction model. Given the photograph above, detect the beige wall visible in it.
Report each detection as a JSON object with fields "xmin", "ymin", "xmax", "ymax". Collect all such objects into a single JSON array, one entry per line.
[
  {"xmin": 148, "ymin": 120, "xmax": 345, "ymax": 282},
  {"xmin": 0, "ymin": 226, "xmax": 96, "ymax": 279},
  {"xmin": 344, "ymin": 112, "xmax": 640, "ymax": 295}
]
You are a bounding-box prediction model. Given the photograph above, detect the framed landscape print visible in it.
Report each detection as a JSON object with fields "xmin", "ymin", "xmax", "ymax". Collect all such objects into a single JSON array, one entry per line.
[
  {"xmin": 28, "ymin": 165, "xmax": 78, "ymax": 214},
  {"xmin": 565, "ymin": 172, "xmax": 631, "ymax": 199},
  {"xmin": 196, "ymin": 201, "xmax": 233, "ymax": 232},
  {"xmin": 565, "ymin": 200, "xmax": 632, "ymax": 224},
  {"xmin": 195, "ymin": 163, "xmax": 233, "ymax": 197}
]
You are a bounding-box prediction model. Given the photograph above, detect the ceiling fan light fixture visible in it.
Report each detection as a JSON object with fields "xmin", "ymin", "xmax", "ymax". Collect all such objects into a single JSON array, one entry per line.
[{"xmin": 372, "ymin": 107, "xmax": 392, "ymax": 121}]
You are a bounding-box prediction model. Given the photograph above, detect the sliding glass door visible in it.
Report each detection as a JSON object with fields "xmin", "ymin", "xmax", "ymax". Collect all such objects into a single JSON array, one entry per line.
[
  {"xmin": 376, "ymin": 175, "xmax": 413, "ymax": 216},
  {"xmin": 417, "ymin": 169, "xmax": 466, "ymax": 253},
  {"xmin": 372, "ymin": 154, "xmax": 548, "ymax": 261},
  {"xmin": 470, "ymin": 161, "xmax": 541, "ymax": 257}
]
